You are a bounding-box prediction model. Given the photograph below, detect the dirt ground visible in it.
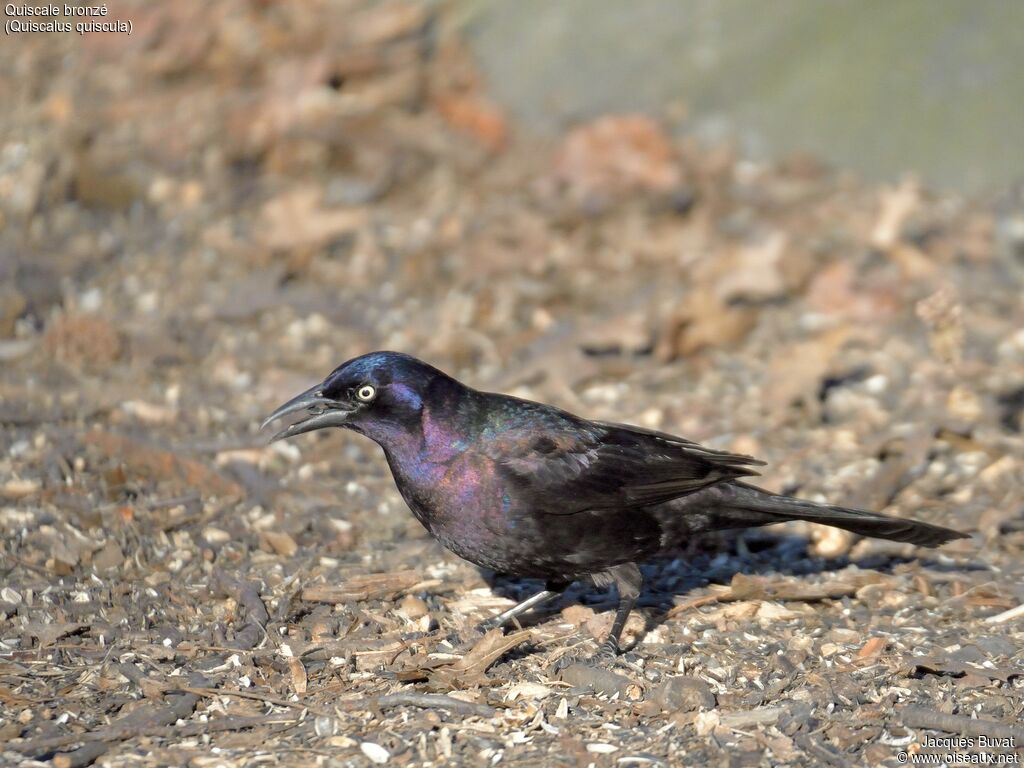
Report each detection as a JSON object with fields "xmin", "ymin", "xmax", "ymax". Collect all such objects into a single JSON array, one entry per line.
[{"xmin": 2, "ymin": 2, "xmax": 1023, "ymax": 766}]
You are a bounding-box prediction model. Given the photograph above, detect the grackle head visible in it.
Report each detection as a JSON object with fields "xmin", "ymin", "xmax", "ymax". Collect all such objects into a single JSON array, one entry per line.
[{"xmin": 261, "ymin": 351, "xmax": 450, "ymax": 442}]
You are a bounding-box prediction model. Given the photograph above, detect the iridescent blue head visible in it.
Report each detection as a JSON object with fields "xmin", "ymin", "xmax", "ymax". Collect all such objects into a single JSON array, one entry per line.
[{"xmin": 261, "ymin": 351, "xmax": 455, "ymax": 445}]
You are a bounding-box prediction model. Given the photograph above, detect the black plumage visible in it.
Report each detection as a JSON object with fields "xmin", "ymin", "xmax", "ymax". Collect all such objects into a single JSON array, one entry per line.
[{"xmin": 263, "ymin": 351, "xmax": 968, "ymax": 659}]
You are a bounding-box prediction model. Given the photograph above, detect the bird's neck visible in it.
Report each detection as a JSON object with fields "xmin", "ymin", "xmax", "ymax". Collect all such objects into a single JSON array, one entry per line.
[{"xmin": 370, "ymin": 378, "xmax": 477, "ymax": 476}]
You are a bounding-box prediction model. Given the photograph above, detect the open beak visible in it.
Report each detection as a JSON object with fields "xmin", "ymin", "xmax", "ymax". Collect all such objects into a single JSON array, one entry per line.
[{"xmin": 260, "ymin": 384, "xmax": 354, "ymax": 443}]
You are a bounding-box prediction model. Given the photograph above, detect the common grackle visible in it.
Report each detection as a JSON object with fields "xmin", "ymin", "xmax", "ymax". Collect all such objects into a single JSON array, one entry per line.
[{"xmin": 262, "ymin": 351, "xmax": 967, "ymax": 659}]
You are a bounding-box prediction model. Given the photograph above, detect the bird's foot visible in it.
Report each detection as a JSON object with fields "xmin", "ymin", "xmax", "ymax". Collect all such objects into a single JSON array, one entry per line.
[
  {"xmin": 590, "ymin": 638, "xmax": 620, "ymax": 663},
  {"xmin": 552, "ymin": 638, "xmax": 620, "ymax": 671}
]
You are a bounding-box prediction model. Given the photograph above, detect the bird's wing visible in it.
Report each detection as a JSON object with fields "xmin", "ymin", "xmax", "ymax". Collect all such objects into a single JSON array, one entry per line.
[{"xmin": 489, "ymin": 415, "xmax": 765, "ymax": 514}]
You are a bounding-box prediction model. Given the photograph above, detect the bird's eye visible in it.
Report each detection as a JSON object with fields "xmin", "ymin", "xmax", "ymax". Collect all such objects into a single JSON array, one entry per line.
[{"xmin": 356, "ymin": 385, "xmax": 376, "ymax": 402}]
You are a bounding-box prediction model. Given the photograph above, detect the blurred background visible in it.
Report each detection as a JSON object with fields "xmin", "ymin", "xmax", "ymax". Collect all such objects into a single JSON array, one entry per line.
[
  {"xmin": 2, "ymin": 1, "xmax": 1024, "ymax": 764},
  {"xmin": 464, "ymin": 0, "xmax": 1024, "ymax": 193}
]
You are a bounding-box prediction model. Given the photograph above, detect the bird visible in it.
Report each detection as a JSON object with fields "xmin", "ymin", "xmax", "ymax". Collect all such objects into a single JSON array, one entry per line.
[{"xmin": 262, "ymin": 351, "xmax": 968, "ymax": 660}]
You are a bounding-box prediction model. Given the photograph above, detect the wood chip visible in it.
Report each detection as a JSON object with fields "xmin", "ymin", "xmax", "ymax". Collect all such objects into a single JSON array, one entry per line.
[
  {"xmin": 301, "ymin": 571, "xmax": 424, "ymax": 603},
  {"xmin": 287, "ymin": 657, "xmax": 307, "ymax": 695}
]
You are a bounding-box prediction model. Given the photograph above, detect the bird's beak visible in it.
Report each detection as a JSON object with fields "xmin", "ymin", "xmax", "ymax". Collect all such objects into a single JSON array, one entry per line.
[{"xmin": 260, "ymin": 384, "xmax": 355, "ymax": 443}]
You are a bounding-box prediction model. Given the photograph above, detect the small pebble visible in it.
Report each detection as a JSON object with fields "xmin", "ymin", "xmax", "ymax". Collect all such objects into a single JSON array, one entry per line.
[{"xmin": 361, "ymin": 741, "xmax": 390, "ymax": 764}]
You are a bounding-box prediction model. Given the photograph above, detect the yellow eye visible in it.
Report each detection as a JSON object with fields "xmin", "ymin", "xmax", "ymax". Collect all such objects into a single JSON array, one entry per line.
[{"xmin": 356, "ymin": 385, "xmax": 376, "ymax": 402}]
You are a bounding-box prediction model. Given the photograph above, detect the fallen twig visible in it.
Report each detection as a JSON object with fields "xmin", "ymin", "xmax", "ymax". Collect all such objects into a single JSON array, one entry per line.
[
  {"xmin": 183, "ymin": 686, "xmax": 333, "ymax": 717},
  {"xmin": 665, "ymin": 592, "xmax": 727, "ymax": 619},
  {"xmin": 191, "ymin": 684, "xmax": 497, "ymax": 718},
  {"xmin": 11, "ymin": 714, "xmax": 298, "ymax": 757},
  {"xmin": 985, "ymin": 602, "xmax": 1024, "ymax": 624},
  {"xmin": 719, "ymin": 705, "xmax": 790, "ymax": 729},
  {"xmin": 9, "ymin": 692, "xmax": 199, "ymax": 755},
  {"xmin": 665, "ymin": 574, "xmax": 870, "ymax": 620},
  {"xmin": 374, "ymin": 692, "xmax": 495, "ymax": 718}
]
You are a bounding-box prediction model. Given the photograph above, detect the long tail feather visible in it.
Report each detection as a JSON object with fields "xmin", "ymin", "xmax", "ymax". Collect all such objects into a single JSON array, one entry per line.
[{"xmin": 719, "ymin": 482, "xmax": 968, "ymax": 548}]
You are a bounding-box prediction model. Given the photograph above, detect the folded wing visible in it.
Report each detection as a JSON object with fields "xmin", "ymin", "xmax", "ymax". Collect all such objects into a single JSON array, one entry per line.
[{"xmin": 491, "ymin": 416, "xmax": 764, "ymax": 514}]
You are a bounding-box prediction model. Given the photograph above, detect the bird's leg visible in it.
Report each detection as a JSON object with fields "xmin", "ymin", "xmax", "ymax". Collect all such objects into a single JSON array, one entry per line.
[
  {"xmin": 477, "ymin": 592, "xmax": 550, "ymax": 633},
  {"xmin": 478, "ymin": 588, "xmax": 560, "ymax": 632},
  {"xmin": 479, "ymin": 578, "xmax": 571, "ymax": 632},
  {"xmin": 447, "ymin": 581, "xmax": 568, "ymax": 648},
  {"xmin": 592, "ymin": 562, "xmax": 642, "ymax": 661}
]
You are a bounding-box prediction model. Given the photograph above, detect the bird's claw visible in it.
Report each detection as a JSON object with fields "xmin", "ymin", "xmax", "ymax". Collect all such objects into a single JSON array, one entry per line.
[
  {"xmin": 591, "ymin": 639, "xmax": 620, "ymax": 663},
  {"xmin": 553, "ymin": 639, "xmax": 620, "ymax": 671}
]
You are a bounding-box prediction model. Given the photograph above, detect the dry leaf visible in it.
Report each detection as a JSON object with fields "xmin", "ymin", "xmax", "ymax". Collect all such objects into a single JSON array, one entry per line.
[
  {"xmin": 451, "ymin": 628, "xmax": 531, "ymax": 677},
  {"xmin": 287, "ymin": 658, "xmax": 307, "ymax": 695},
  {"xmin": 857, "ymin": 637, "xmax": 887, "ymax": 659},
  {"xmin": 428, "ymin": 628, "xmax": 532, "ymax": 689},
  {"xmin": 560, "ymin": 604, "xmax": 597, "ymax": 627},
  {"xmin": 554, "ymin": 114, "xmax": 682, "ymax": 206}
]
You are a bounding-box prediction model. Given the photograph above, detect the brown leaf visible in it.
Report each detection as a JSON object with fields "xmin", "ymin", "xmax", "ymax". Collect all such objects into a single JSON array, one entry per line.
[
  {"xmin": 288, "ymin": 658, "xmax": 308, "ymax": 696},
  {"xmin": 554, "ymin": 114, "xmax": 682, "ymax": 206},
  {"xmin": 450, "ymin": 628, "xmax": 532, "ymax": 677},
  {"xmin": 428, "ymin": 629, "xmax": 532, "ymax": 689},
  {"xmin": 0, "ymin": 686, "xmax": 37, "ymax": 707},
  {"xmin": 560, "ymin": 604, "xmax": 597, "ymax": 627},
  {"xmin": 432, "ymin": 92, "xmax": 507, "ymax": 152},
  {"xmin": 856, "ymin": 637, "xmax": 887, "ymax": 659},
  {"xmin": 429, "ymin": 37, "xmax": 507, "ymax": 152}
]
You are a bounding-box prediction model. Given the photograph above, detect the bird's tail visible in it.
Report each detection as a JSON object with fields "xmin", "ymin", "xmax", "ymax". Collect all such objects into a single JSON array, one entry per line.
[{"xmin": 715, "ymin": 482, "xmax": 968, "ymax": 548}]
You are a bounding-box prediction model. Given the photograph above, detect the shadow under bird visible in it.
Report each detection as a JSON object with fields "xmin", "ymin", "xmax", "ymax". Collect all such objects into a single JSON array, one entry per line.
[{"xmin": 262, "ymin": 351, "xmax": 967, "ymax": 660}]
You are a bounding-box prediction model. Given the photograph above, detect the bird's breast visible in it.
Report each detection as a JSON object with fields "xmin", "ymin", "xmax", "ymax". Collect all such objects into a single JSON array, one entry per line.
[
  {"xmin": 385, "ymin": 448, "xmax": 661, "ymax": 578},
  {"xmin": 410, "ymin": 451, "xmax": 501, "ymax": 526},
  {"xmin": 385, "ymin": 450, "xmax": 517, "ymax": 556}
]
